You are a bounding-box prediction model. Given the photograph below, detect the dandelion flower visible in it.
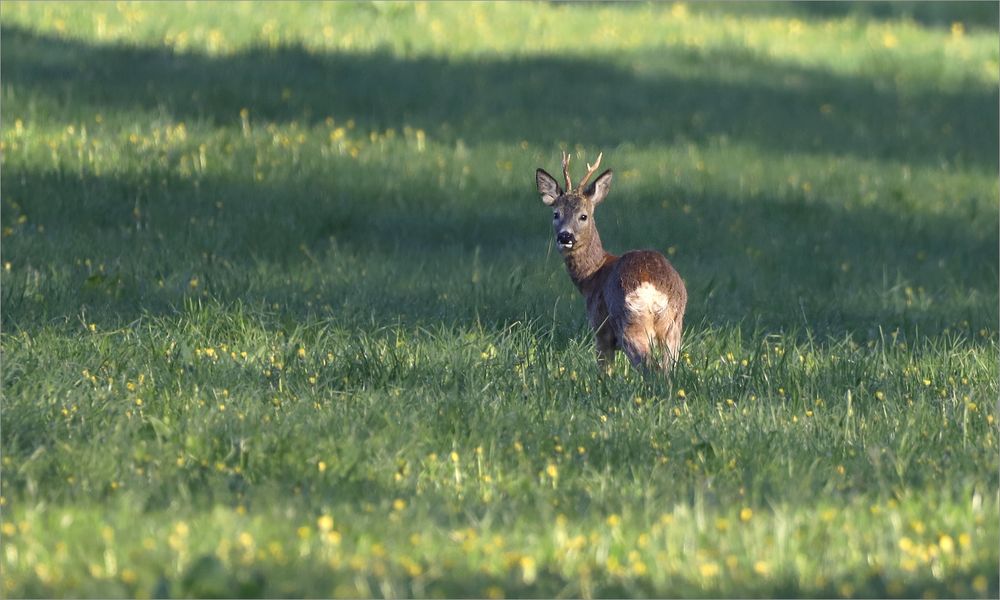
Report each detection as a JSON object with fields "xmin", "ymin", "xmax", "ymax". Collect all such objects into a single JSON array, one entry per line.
[
  {"xmin": 317, "ymin": 515, "xmax": 334, "ymax": 532},
  {"xmin": 973, "ymin": 576, "xmax": 988, "ymax": 593},
  {"xmin": 519, "ymin": 556, "xmax": 537, "ymax": 584}
]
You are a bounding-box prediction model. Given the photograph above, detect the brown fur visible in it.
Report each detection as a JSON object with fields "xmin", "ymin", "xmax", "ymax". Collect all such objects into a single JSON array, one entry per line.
[{"xmin": 536, "ymin": 157, "xmax": 687, "ymax": 373}]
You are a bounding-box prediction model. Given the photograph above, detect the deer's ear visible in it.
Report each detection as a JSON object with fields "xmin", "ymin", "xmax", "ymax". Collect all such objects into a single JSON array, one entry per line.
[
  {"xmin": 536, "ymin": 168, "xmax": 562, "ymax": 206},
  {"xmin": 584, "ymin": 169, "xmax": 613, "ymax": 205}
]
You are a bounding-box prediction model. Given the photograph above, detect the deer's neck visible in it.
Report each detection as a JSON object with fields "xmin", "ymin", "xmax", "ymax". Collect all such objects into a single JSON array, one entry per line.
[{"xmin": 563, "ymin": 230, "xmax": 615, "ymax": 294}]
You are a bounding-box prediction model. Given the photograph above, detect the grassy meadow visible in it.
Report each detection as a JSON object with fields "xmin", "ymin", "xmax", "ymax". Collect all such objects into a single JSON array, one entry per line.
[{"xmin": 1, "ymin": 1, "xmax": 998, "ymax": 597}]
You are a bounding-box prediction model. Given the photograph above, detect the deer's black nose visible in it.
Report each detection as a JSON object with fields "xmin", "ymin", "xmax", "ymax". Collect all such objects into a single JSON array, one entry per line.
[{"xmin": 557, "ymin": 231, "xmax": 575, "ymax": 246}]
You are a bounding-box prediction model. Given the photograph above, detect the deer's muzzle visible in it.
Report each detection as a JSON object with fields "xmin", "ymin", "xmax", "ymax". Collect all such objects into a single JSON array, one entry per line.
[{"xmin": 557, "ymin": 231, "xmax": 576, "ymax": 248}]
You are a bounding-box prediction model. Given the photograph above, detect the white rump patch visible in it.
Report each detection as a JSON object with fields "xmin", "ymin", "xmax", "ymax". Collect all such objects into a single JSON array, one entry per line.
[{"xmin": 625, "ymin": 282, "xmax": 670, "ymax": 317}]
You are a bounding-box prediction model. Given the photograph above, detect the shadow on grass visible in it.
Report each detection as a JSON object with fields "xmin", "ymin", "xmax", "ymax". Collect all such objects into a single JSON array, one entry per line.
[
  {"xmin": 2, "ymin": 24, "xmax": 997, "ymax": 171},
  {"xmin": 2, "ymin": 24, "xmax": 996, "ymax": 338},
  {"xmin": 788, "ymin": 0, "xmax": 999, "ymax": 29},
  {"xmin": 2, "ymin": 164, "xmax": 995, "ymax": 340},
  {"xmin": 689, "ymin": 0, "xmax": 1000, "ymax": 31}
]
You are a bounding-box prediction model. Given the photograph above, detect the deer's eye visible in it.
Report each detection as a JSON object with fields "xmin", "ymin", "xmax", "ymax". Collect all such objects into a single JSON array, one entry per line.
[
  {"xmin": 579, "ymin": 214, "xmax": 588, "ymax": 221},
  {"xmin": 553, "ymin": 212, "xmax": 560, "ymax": 220}
]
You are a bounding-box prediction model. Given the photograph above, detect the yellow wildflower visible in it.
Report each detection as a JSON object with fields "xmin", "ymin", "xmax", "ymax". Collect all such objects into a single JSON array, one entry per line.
[
  {"xmin": 699, "ymin": 562, "xmax": 719, "ymax": 578},
  {"xmin": 317, "ymin": 515, "xmax": 334, "ymax": 532}
]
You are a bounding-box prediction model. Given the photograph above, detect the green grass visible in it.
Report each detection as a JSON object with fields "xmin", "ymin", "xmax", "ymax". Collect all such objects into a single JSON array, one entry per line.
[{"xmin": 1, "ymin": 1, "xmax": 998, "ymax": 598}]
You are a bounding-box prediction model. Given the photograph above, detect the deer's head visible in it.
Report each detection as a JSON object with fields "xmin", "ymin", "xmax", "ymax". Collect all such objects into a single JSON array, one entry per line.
[{"xmin": 535, "ymin": 152, "xmax": 613, "ymax": 252}]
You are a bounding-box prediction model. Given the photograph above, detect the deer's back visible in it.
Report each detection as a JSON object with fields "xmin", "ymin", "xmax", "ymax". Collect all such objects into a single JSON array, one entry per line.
[{"xmin": 604, "ymin": 250, "xmax": 686, "ymax": 324}]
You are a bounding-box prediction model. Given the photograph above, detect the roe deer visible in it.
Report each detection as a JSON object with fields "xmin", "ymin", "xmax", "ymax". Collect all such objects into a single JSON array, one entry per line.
[{"xmin": 535, "ymin": 152, "xmax": 687, "ymax": 373}]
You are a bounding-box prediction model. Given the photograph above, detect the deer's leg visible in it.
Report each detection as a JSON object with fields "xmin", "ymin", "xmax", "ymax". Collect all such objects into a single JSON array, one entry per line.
[
  {"xmin": 594, "ymin": 325, "xmax": 617, "ymax": 372},
  {"xmin": 657, "ymin": 313, "xmax": 684, "ymax": 373},
  {"xmin": 621, "ymin": 323, "xmax": 653, "ymax": 369}
]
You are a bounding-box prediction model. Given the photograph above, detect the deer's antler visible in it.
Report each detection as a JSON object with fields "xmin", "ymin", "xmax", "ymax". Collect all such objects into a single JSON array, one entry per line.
[
  {"xmin": 561, "ymin": 151, "xmax": 573, "ymax": 191},
  {"xmin": 577, "ymin": 152, "xmax": 603, "ymax": 190}
]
